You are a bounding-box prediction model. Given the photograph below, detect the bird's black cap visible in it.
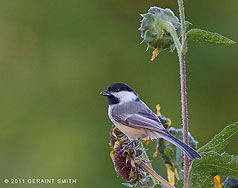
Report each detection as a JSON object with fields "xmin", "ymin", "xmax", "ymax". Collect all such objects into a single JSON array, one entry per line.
[
  {"xmin": 108, "ymin": 83, "xmax": 136, "ymax": 94},
  {"xmin": 100, "ymin": 83, "xmax": 137, "ymax": 105}
]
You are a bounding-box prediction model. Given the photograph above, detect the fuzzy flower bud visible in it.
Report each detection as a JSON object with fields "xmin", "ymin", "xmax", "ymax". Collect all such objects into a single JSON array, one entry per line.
[{"xmin": 139, "ymin": 7, "xmax": 181, "ymax": 54}]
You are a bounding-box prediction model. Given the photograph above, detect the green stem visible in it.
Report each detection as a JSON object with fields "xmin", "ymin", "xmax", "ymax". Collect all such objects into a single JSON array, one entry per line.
[
  {"xmin": 161, "ymin": 21, "xmax": 182, "ymax": 53},
  {"xmin": 177, "ymin": 0, "xmax": 189, "ymax": 188},
  {"xmin": 179, "ymin": 52, "xmax": 189, "ymax": 188},
  {"xmin": 178, "ymin": 0, "xmax": 186, "ymax": 45}
]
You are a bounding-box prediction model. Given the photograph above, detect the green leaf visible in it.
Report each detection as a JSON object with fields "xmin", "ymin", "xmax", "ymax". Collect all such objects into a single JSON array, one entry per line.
[
  {"xmin": 187, "ymin": 29, "xmax": 235, "ymax": 45},
  {"xmin": 190, "ymin": 152, "xmax": 238, "ymax": 188},
  {"xmin": 152, "ymin": 184, "xmax": 162, "ymax": 188},
  {"xmin": 198, "ymin": 122, "xmax": 238, "ymax": 153}
]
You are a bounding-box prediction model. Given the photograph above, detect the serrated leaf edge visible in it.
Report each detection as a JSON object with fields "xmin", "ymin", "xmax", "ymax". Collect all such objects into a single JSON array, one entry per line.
[{"xmin": 198, "ymin": 122, "xmax": 238, "ymax": 153}]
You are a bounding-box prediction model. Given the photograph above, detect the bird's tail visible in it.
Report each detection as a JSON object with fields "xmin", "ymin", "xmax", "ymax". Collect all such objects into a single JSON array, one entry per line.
[{"xmin": 159, "ymin": 132, "xmax": 201, "ymax": 160}]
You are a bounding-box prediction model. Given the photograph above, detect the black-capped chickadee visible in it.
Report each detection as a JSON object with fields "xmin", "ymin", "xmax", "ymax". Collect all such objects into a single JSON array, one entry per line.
[{"xmin": 100, "ymin": 82, "xmax": 201, "ymax": 160}]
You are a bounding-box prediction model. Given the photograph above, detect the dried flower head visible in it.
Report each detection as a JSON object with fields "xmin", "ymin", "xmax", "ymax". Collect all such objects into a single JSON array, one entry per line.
[
  {"xmin": 113, "ymin": 140, "xmax": 145, "ymax": 182},
  {"xmin": 109, "ymin": 126, "xmax": 154, "ymax": 186}
]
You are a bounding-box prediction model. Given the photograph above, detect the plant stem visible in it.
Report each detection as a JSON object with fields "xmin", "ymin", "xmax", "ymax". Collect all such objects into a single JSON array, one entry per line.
[
  {"xmin": 135, "ymin": 158, "xmax": 175, "ymax": 188},
  {"xmin": 179, "ymin": 53, "xmax": 189, "ymax": 188},
  {"xmin": 139, "ymin": 141, "xmax": 157, "ymax": 185},
  {"xmin": 178, "ymin": 0, "xmax": 186, "ymax": 45},
  {"xmin": 161, "ymin": 21, "xmax": 182, "ymax": 53},
  {"xmin": 177, "ymin": 0, "xmax": 189, "ymax": 187}
]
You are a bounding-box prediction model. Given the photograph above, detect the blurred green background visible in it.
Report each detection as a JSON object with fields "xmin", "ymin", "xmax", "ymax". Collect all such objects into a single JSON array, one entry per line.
[{"xmin": 0, "ymin": 0, "xmax": 237, "ymax": 187}]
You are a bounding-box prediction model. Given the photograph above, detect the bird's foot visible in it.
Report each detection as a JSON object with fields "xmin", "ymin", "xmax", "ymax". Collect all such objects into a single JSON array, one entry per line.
[{"xmin": 119, "ymin": 140, "xmax": 136, "ymax": 154}]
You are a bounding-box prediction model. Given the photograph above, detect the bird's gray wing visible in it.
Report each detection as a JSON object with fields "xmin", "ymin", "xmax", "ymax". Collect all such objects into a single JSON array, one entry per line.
[
  {"xmin": 111, "ymin": 100, "xmax": 166, "ymax": 132},
  {"xmin": 124, "ymin": 113, "xmax": 166, "ymax": 132},
  {"xmin": 113, "ymin": 111, "xmax": 166, "ymax": 133}
]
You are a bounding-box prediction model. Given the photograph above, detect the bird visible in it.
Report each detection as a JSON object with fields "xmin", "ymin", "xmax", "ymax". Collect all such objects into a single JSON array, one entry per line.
[{"xmin": 100, "ymin": 82, "xmax": 201, "ymax": 160}]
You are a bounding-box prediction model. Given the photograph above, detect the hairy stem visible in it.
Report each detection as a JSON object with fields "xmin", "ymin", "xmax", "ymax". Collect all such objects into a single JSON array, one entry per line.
[
  {"xmin": 135, "ymin": 158, "xmax": 175, "ymax": 188},
  {"xmin": 179, "ymin": 53, "xmax": 189, "ymax": 188},
  {"xmin": 178, "ymin": 0, "xmax": 186, "ymax": 45},
  {"xmin": 177, "ymin": 0, "xmax": 189, "ymax": 187},
  {"xmin": 159, "ymin": 12, "xmax": 189, "ymax": 187}
]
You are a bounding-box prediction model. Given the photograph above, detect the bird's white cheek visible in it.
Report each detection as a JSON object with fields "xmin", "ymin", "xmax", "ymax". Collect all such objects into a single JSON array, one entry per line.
[{"xmin": 112, "ymin": 91, "xmax": 137, "ymax": 104}]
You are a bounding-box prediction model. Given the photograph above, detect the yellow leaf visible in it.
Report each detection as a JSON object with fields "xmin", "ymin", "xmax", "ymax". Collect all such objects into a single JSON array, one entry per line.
[
  {"xmin": 151, "ymin": 48, "xmax": 159, "ymax": 61},
  {"xmin": 165, "ymin": 164, "xmax": 175, "ymax": 185},
  {"xmin": 214, "ymin": 175, "xmax": 221, "ymax": 188}
]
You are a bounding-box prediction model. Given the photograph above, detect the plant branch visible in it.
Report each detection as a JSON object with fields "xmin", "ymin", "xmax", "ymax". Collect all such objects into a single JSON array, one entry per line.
[
  {"xmin": 139, "ymin": 141, "xmax": 157, "ymax": 185},
  {"xmin": 161, "ymin": 21, "xmax": 182, "ymax": 53},
  {"xmin": 135, "ymin": 158, "xmax": 175, "ymax": 188},
  {"xmin": 177, "ymin": 0, "xmax": 189, "ymax": 188}
]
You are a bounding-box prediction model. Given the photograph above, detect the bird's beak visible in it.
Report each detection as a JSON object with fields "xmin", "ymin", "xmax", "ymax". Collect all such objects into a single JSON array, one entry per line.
[{"xmin": 100, "ymin": 90, "xmax": 110, "ymax": 96}]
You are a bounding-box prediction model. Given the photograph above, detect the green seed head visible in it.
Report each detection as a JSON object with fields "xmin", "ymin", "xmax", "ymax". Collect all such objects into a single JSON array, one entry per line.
[{"xmin": 139, "ymin": 7, "xmax": 180, "ymax": 52}]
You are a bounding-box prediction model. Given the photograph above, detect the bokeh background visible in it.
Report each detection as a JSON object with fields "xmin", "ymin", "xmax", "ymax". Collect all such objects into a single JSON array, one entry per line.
[{"xmin": 0, "ymin": 0, "xmax": 237, "ymax": 187}]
